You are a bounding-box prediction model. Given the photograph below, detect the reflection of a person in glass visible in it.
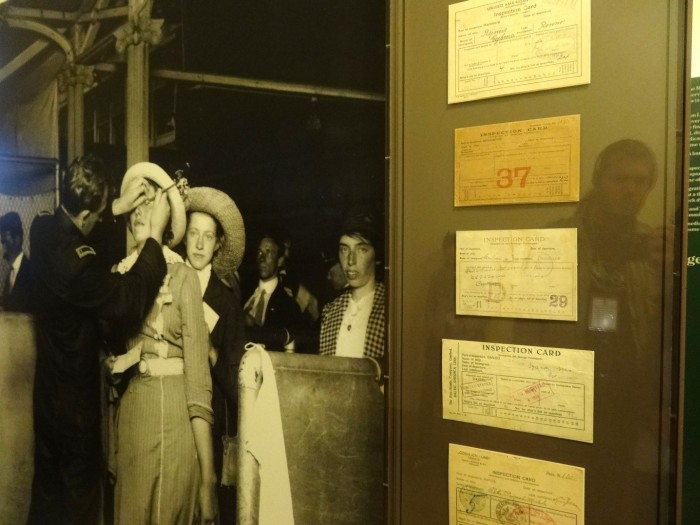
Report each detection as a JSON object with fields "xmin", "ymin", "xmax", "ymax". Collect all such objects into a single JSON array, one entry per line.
[
  {"xmin": 521, "ymin": 139, "xmax": 664, "ymax": 365},
  {"xmin": 588, "ymin": 139, "xmax": 660, "ymax": 339},
  {"xmin": 547, "ymin": 139, "xmax": 663, "ymax": 356},
  {"xmin": 527, "ymin": 140, "xmax": 665, "ymax": 510}
]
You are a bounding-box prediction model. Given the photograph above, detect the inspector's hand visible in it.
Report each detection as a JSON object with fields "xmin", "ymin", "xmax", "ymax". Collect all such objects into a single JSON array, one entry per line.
[
  {"xmin": 149, "ymin": 188, "xmax": 171, "ymax": 244},
  {"xmin": 112, "ymin": 175, "xmax": 147, "ymax": 216}
]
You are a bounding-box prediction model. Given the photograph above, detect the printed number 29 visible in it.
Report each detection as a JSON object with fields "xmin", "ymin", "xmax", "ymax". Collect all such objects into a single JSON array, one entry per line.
[
  {"xmin": 497, "ymin": 166, "xmax": 531, "ymax": 188},
  {"xmin": 549, "ymin": 295, "xmax": 568, "ymax": 308}
]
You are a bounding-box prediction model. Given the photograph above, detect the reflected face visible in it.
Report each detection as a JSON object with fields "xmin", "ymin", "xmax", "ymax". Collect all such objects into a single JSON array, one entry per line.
[
  {"xmin": 338, "ymin": 234, "xmax": 376, "ymax": 290},
  {"xmin": 597, "ymin": 158, "xmax": 654, "ymax": 219},
  {"xmin": 129, "ymin": 183, "xmax": 158, "ymax": 246},
  {"xmin": 186, "ymin": 212, "xmax": 220, "ymax": 271},
  {"xmin": 257, "ymin": 237, "xmax": 282, "ymax": 281}
]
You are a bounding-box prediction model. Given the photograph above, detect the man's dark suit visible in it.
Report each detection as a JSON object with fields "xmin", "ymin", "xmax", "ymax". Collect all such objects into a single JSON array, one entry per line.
[
  {"xmin": 242, "ymin": 277, "xmax": 303, "ymax": 351},
  {"xmin": 2, "ymin": 253, "xmax": 32, "ymax": 312}
]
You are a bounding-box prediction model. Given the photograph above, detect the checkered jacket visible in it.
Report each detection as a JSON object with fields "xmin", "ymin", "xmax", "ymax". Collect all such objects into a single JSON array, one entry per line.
[{"xmin": 319, "ymin": 283, "xmax": 385, "ymax": 359}]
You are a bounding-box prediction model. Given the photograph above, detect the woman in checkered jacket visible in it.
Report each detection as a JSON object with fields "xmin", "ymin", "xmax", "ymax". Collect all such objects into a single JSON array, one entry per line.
[{"xmin": 318, "ymin": 212, "xmax": 385, "ymax": 362}]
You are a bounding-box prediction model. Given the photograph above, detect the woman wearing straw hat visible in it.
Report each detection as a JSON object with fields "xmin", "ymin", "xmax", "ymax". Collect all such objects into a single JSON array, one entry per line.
[
  {"xmin": 111, "ymin": 163, "xmax": 217, "ymax": 525},
  {"xmin": 184, "ymin": 186, "xmax": 246, "ymax": 525}
]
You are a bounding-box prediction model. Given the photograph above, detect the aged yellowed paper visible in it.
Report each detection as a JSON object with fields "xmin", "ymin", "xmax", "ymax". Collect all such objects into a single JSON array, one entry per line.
[
  {"xmin": 442, "ymin": 339, "xmax": 593, "ymax": 442},
  {"xmin": 456, "ymin": 228, "xmax": 577, "ymax": 320},
  {"xmin": 449, "ymin": 443, "xmax": 585, "ymax": 525},
  {"xmin": 454, "ymin": 115, "xmax": 580, "ymax": 206},
  {"xmin": 448, "ymin": 0, "xmax": 591, "ymax": 103}
]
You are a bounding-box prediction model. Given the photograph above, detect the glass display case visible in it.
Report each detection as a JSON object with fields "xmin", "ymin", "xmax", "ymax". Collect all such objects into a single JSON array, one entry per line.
[{"xmin": 388, "ymin": 1, "xmax": 687, "ymax": 523}]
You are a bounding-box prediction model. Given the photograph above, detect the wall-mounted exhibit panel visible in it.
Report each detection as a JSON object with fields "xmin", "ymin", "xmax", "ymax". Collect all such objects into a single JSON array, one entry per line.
[{"xmin": 391, "ymin": 1, "xmax": 684, "ymax": 523}]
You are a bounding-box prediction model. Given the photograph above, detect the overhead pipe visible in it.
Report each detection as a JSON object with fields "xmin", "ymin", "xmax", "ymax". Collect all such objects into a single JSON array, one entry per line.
[
  {"xmin": 93, "ymin": 63, "xmax": 385, "ymax": 103},
  {"xmin": 152, "ymin": 69, "xmax": 385, "ymax": 102}
]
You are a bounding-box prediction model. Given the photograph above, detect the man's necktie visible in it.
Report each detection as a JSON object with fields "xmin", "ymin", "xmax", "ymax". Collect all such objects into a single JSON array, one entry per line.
[{"xmin": 252, "ymin": 289, "xmax": 266, "ymax": 326}]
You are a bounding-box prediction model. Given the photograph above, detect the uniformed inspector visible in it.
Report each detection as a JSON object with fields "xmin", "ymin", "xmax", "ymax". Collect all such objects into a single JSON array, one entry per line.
[{"xmin": 27, "ymin": 154, "xmax": 172, "ymax": 525}]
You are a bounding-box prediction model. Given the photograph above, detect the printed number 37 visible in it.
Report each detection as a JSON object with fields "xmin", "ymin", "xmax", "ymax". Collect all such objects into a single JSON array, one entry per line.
[{"xmin": 497, "ymin": 166, "xmax": 531, "ymax": 188}]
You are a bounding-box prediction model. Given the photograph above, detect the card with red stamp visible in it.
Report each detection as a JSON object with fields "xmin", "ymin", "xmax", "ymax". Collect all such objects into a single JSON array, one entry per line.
[{"xmin": 449, "ymin": 444, "xmax": 584, "ymax": 525}]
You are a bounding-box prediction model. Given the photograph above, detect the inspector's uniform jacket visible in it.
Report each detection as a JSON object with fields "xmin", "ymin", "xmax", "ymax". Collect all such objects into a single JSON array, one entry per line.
[{"xmin": 31, "ymin": 209, "xmax": 166, "ymax": 435}]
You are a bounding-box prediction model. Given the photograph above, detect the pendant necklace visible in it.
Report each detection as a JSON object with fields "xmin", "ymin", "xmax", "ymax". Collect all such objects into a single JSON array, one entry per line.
[{"xmin": 345, "ymin": 300, "xmax": 361, "ymax": 331}]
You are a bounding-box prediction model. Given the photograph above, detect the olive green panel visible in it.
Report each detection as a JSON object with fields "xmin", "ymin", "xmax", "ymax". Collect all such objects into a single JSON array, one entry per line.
[{"xmin": 394, "ymin": 1, "xmax": 683, "ymax": 524}]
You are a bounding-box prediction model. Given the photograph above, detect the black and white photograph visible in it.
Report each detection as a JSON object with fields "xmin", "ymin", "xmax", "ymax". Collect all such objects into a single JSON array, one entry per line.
[{"xmin": 0, "ymin": 1, "xmax": 387, "ymax": 524}]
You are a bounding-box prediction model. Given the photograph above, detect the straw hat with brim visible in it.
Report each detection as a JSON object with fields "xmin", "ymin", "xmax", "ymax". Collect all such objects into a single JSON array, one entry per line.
[
  {"xmin": 121, "ymin": 162, "xmax": 186, "ymax": 247},
  {"xmin": 187, "ymin": 187, "xmax": 245, "ymax": 276}
]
